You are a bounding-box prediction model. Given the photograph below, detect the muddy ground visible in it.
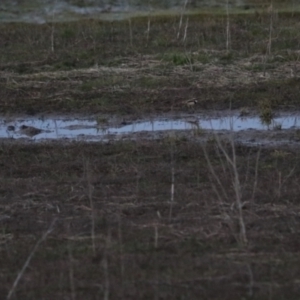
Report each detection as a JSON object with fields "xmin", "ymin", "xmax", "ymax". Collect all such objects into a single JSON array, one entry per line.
[
  {"xmin": 1, "ymin": 8, "xmax": 300, "ymax": 300},
  {"xmin": 1, "ymin": 140, "xmax": 300, "ymax": 299}
]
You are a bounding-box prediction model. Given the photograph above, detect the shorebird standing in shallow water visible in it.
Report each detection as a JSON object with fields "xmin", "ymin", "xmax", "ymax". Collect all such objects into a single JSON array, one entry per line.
[{"xmin": 19, "ymin": 125, "xmax": 42, "ymax": 137}]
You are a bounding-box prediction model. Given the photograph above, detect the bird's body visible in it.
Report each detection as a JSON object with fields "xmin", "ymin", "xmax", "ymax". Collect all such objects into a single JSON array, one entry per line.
[
  {"xmin": 19, "ymin": 125, "xmax": 42, "ymax": 137},
  {"xmin": 184, "ymin": 99, "xmax": 198, "ymax": 108}
]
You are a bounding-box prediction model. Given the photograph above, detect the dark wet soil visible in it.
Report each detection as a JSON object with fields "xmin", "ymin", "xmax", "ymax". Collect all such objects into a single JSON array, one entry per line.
[{"xmin": 1, "ymin": 139, "xmax": 300, "ymax": 299}]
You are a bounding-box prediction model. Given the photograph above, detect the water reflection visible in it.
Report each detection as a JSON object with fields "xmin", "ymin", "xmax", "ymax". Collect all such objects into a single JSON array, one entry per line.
[{"xmin": 0, "ymin": 114, "xmax": 299, "ymax": 141}]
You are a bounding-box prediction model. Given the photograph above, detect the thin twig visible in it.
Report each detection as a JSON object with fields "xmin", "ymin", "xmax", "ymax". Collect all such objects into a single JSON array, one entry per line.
[
  {"xmin": 208, "ymin": 133, "xmax": 247, "ymax": 246},
  {"xmin": 226, "ymin": 0, "xmax": 231, "ymax": 53},
  {"xmin": 183, "ymin": 17, "xmax": 189, "ymax": 43},
  {"xmin": 7, "ymin": 218, "xmax": 57, "ymax": 300},
  {"xmin": 169, "ymin": 134, "xmax": 175, "ymax": 221},
  {"xmin": 129, "ymin": 19, "xmax": 133, "ymax": 47},
  {"xmin": 202, "ymin": 143, "xmax": 229, "ymax": 202},
  {"xmin": 267, "ymin": 3, "xmax": 273, "ymax": 55},
  {"xmin": 85, "ymin": 159, "xmax": 96, "ymax": 256},
  {"xmin": 177, "ymin": 0, "xmax": 189, "ymax": 39},
  {"xmin": 50, "ymin": 0, "xmax": 57, "ymax": 52}
]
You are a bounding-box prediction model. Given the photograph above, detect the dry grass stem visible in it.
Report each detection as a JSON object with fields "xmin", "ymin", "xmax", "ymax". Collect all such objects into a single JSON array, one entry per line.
[
  {"xmin": 226, "ymin": 0, "xmax": 231, "ymax": 53},
  {"xmin": 202, "ymin": 144, "xmax": 229, "ymax": 202},
  {"xmin": 276, "ymin": 166, "xmax": 296, "ymax": 200},
  {"xmin": 85, "ymin": 159, "xmax": 96, "ymax": 256},
  {"xmin": 146, "ymin": 17, "xmax": 151, "ymax": 43},
  {"xmin": 68, "ymin": 244, "xmax": 76, "ymax": 300},
  {"xmin": 103, "ymin": 230, "xmax": 111, "ymax": 300},
  {"xmin": 6, "ymin": 218, "xmax": 57, "ymax": 300},
  {"xmin": 267, "ymin": 3, "xmax": 274, "ymax": 55},
  {"xmin": 183, "ymin": 17, "xmax": 189, "ymax": 43},
  {"xmin": 50, "ymin": 0, "xmax": 57, "ymax": 52},
  {"xmin": 177, "ymin": 0, "xmax": 189, "ymax": 39},
  {"xmin": 169, "ymin": 135, "xmax": 175, "ymax": 221},
  {"xmin": 129, "ymin": 19, "xmax": 133, "ymax": 47},
  {"xmin": 215, "ymin": 135, "xmax": 247, "ymax": 246}
]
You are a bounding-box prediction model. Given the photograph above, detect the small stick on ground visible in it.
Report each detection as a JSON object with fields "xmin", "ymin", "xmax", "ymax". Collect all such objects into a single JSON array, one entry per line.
[
  {"xmin": 84, "ymin": 159, "xmax": 96, "ymax": 256},
  {"xmin": 226, "ymin": 0, "xmax": 231, "ymax": 53},
  {"xmin": 7, "ymin": 218, "xmax": 57, "ymax": 300},
  {"xmin": 177, "ymin": 0, "xmax": 189, "ymax": 39},
  {"xmin": 169, "ymin": 133, "xmax": 175, "ymax": 221}
]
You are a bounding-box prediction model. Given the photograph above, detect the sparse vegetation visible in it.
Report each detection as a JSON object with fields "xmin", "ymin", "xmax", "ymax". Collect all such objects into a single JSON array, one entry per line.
[
  {"xmin": 0, "ymin": 140, "xmax": 300, "ymax": 299},
  {"xmin": 1, "ymin": 11, "xmax": 300, "ymax": 114},
  {"xmin": 1, "ymin": 2, "xmax": 300, "ymax": 299}
]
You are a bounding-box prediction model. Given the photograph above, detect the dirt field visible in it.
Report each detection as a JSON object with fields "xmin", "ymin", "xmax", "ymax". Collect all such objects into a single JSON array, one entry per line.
[
  {"xmin": 1, "ymin": 140, "xmax": 300, "ymax": 299},
  {"xmin": 1, "ymin": 8, "xmax": 300, "ymax": 300}
]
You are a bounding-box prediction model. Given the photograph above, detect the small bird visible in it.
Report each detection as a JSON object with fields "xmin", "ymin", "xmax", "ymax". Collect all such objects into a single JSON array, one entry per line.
[
  {"xmin": 19, "ymin": 125, "xmax": 42, "ymax": 137},
  {"xmin": 184, "ymin": 99, "xmax": 198, "ymax": 108},
  {"xmin": 239, "ymin": 107, "xmax": 250, "ymax": 118}
]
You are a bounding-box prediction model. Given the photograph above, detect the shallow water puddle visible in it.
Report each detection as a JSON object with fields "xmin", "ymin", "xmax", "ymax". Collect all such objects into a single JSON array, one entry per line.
[{"xmin": 0, "ymin": 114, "xmax": 300, "ymax": 141}]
